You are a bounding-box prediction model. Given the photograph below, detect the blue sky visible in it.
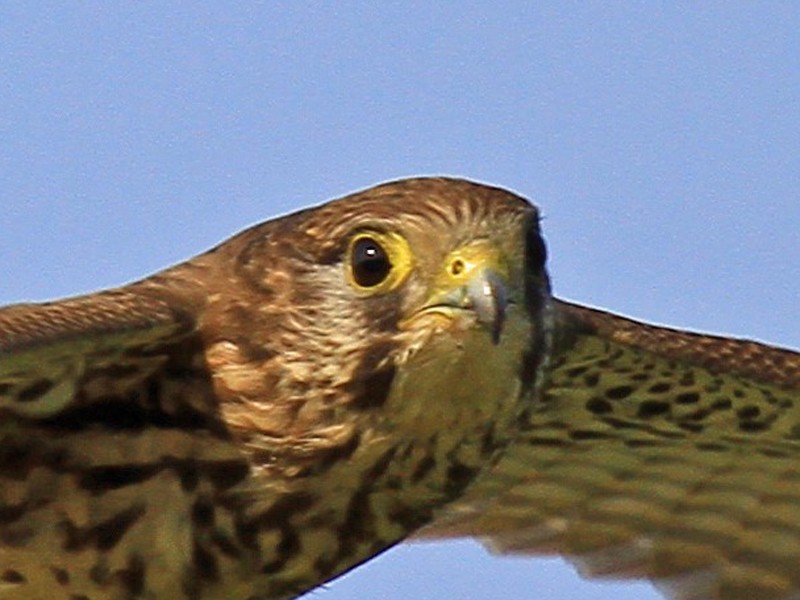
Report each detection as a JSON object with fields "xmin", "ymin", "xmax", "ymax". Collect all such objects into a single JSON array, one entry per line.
[{"xmin": 2, "ymin": 4, "xmax": 799, "ymax": 599}]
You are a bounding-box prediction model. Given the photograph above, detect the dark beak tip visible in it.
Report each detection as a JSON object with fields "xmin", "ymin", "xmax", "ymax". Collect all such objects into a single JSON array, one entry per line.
[
  {"xmin": 468, "ymin": 269, "xmax": 508, "ymax": 344},
  {"xmin": 491, "ymin": 317, "xmax": 505, "ymax": 345}
]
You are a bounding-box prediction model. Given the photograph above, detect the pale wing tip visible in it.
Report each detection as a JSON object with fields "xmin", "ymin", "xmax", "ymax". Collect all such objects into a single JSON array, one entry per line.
[{"xmin": 478, "ymin": 530, "xmax": 800, "ymax": 600}]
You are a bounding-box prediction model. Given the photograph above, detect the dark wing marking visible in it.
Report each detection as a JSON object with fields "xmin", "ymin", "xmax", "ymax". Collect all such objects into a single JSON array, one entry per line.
[
  {"xmin": 556, "ymin": 301, "xmax": 800, "ymax": 390},
  {"xmin": 0, "ymin": 287, "xmax": 196, "ymax": 418},
  {"xmin": 0, "ymin": 288, "xmax": 259, "ymax": 599},
  {"xmin": 421, "ymin": 299, "xmax": 800, "ymax": 600}
]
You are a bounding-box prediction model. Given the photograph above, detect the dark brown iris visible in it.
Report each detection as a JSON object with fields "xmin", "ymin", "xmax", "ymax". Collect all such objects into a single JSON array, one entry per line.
[{"xmin": 351, "ymin": 237, "xmax": 392, "ymax": 288}]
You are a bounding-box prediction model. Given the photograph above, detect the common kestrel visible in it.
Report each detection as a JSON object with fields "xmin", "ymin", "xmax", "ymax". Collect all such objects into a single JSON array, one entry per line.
[{"xmin": 1, "ymin": 178, "xmax": 798, "ymax": 600}]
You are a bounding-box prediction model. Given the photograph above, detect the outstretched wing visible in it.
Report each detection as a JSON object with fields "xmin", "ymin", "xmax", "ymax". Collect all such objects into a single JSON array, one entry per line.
[
  {"xmin": 0, "ymin": 288, "xmax": 197, "ymax": 418},
  {"xmin": 0, "ymin": 288, "xmax": 250, "ymax": 599},
  {"xmin": 422, "ymin": 299, "xmax": 800, "ymax": 600}
]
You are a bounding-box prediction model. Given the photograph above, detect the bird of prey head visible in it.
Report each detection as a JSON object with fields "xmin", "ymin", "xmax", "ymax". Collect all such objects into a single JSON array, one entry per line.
[{"xmin": 190, "ymin": 177, "xmax": 550, "ymax": 475}]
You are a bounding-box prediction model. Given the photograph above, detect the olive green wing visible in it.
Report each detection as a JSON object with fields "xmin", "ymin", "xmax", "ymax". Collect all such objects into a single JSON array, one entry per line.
[{"xmin": 422, "ymin": 299, "xmax": 800, "ymax": 600}]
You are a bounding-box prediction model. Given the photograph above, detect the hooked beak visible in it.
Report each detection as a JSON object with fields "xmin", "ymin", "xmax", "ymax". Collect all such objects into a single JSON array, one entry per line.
[
  {"xmin": 467, "ymin": 268, "xmax": 508, "ymax": 344},
  {"xmin": 409, "ymin": 241, "xmax": 511, "ymax": 345},
  {"xmin": 441, "ymin": 267, "xmax": 508, "ymax": 344}
]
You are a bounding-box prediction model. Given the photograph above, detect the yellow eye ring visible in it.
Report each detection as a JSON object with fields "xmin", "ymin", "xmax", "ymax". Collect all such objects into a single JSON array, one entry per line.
[{"xmin": 346, "ymin": 230, "xmax": 413, "ymax": 294}]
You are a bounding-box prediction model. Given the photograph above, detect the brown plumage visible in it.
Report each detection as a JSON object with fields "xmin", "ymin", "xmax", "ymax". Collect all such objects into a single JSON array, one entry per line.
[{"xmin": 1, "ymin": 177, "xmax": 799, "ymax": 599}]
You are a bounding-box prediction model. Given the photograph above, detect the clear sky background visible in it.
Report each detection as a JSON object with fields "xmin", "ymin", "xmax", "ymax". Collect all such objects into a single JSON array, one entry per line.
[{"xmin": 2, "ymin": 4, "xmax": 799, "ymax": 599}]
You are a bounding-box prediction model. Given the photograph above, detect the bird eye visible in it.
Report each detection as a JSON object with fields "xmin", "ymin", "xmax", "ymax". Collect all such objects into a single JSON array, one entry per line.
[
  {"xmin": 346, "ymin": 230, "xmax": 413, "ymax": 294},
  {"xmin": 351, "ymin": 236, "xmax": 392, "ymax": 288}
]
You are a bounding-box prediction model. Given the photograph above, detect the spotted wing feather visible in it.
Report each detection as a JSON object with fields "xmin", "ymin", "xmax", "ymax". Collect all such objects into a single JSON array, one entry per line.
[
  {"xmin": 0, "ymin": 288, "xmax": 195, "ymax": 418},
  {"xmin": 0, "ymin": 289, "xmax": 257, "ymax": 599},
  {"xmin": 422, "ymin": 299, "xmax": 800, "ymax": 600}
]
